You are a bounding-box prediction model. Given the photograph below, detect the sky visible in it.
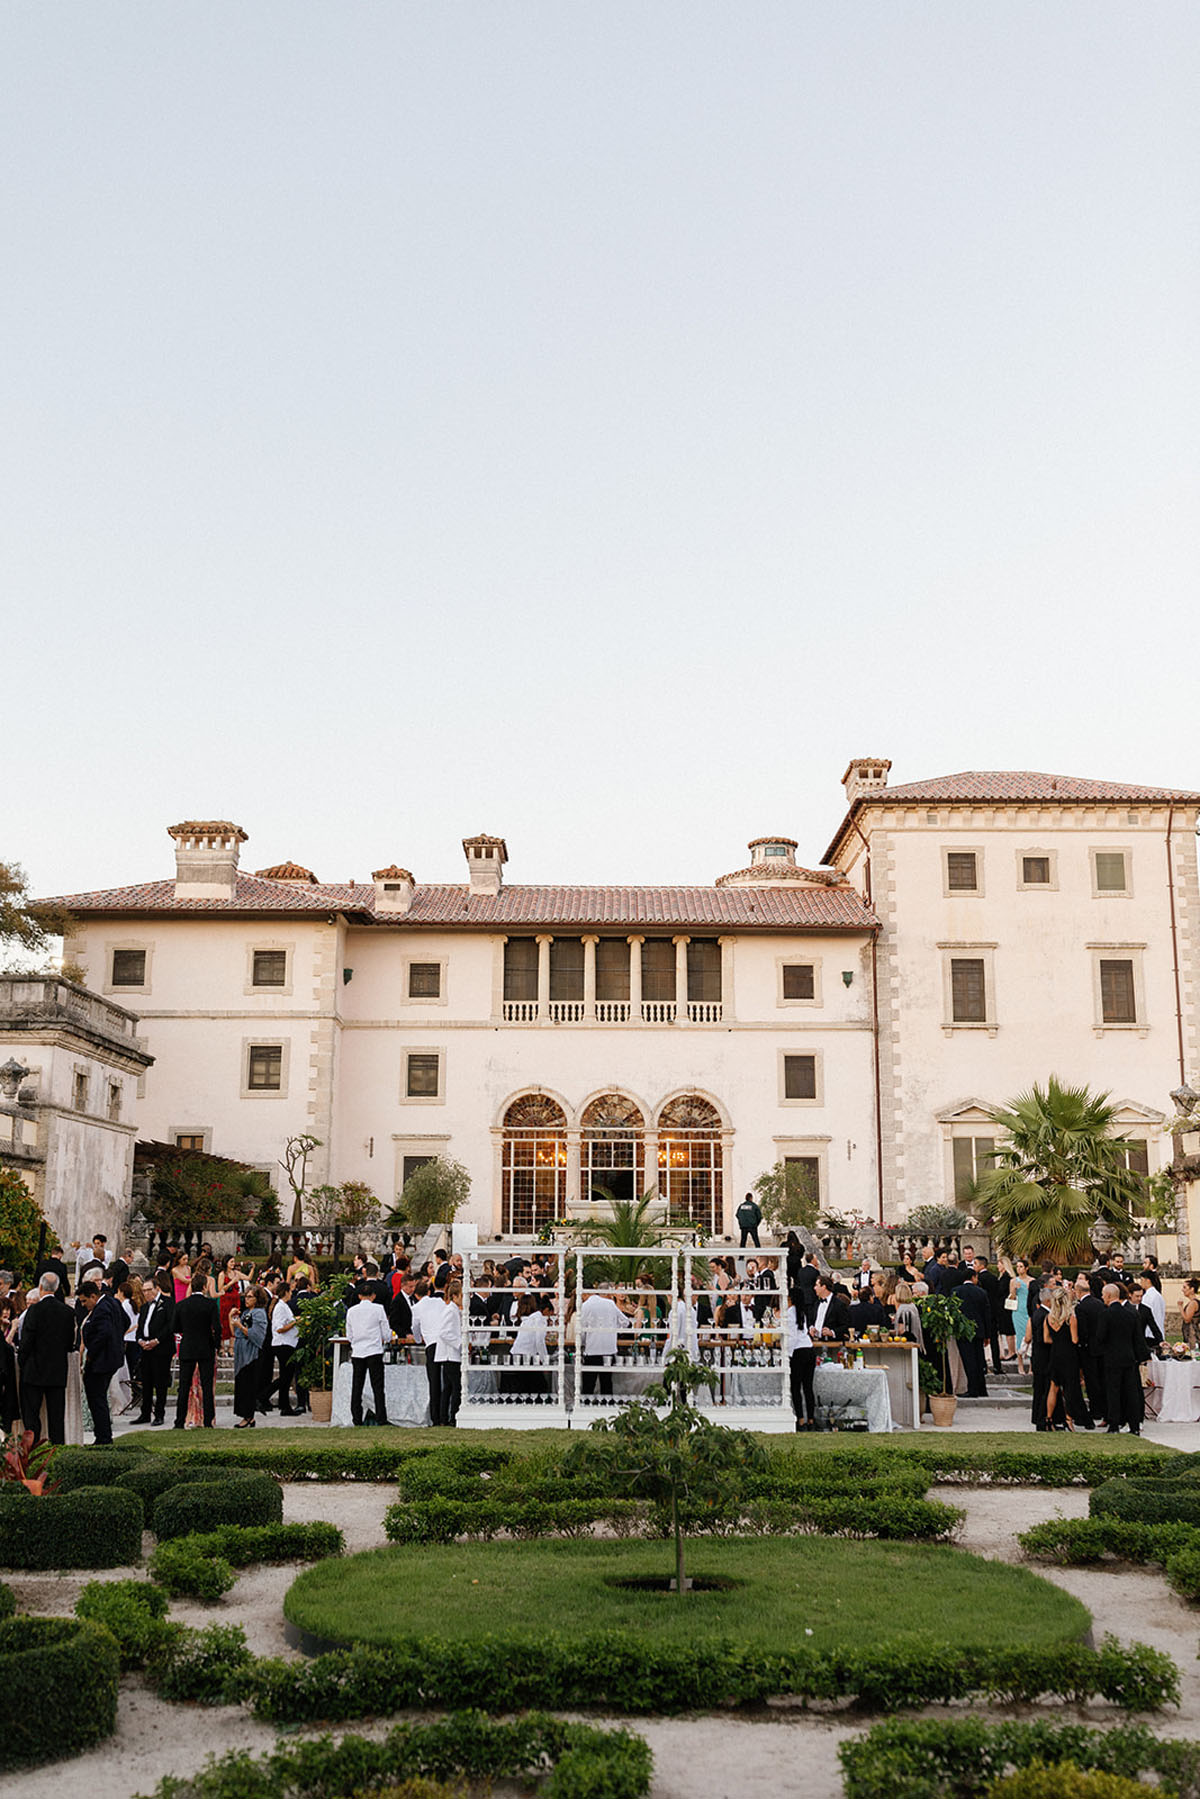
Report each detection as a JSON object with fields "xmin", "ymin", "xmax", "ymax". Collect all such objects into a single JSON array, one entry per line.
[{"xmin": 3, "ymin": 4, "xmax": 1197, "ymax": 903}]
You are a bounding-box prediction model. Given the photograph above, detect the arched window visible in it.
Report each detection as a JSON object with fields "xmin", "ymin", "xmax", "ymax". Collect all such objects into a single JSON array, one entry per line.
[
  {"xmin": 580, "ymin": 1093, "xmax": 645, "ymax": 1209},
  {"xmin": 657, "ymin": 1094, "xmax": 723, "ymax": 1236},
  {"xmin": 501, "ymin": 1094, "xmax": 567, "ymax": 1236}
]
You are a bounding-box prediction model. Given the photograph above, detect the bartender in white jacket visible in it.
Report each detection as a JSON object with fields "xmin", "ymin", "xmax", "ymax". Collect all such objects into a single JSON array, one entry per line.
[
  {"xmin": 344, "ymin": 1286, "xmax": 391, "ymax": 1427},
  {"xmin": 433, "ymin": 1279, "xmax": 463, "ymax": 1426}
]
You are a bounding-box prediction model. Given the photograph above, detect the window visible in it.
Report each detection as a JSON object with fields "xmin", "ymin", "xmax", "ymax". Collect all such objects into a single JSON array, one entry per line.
[
  {"xmin": 595, "ymin": 939, "xmax": 630, "ymax": 1001},
  {"xmin": 782, "ymin": 963, "xmax": 815, "ymax": 1001},
  {"xmin": 107, "ymin": 1082, "xmax": 122, "ymax": 1122},
  {"xmin": 581, "ymin": 1093, "xmax": 645, "ymax": 1208},
  {"xmin": 175, "ymin": 1133, "xmax": 207, "ymax": 1152},
  {"xmin": 252, "ymin": 950, "xmax": 288, "ymax": 988},
  {"xmin": 950, "ymin": 958, "xmax": 987, "ymax": 1023},
  {"xmin": 1119, "ymin": 1140, "xmax": 1150, "ymax": 1180},
  {"xmin": 657, "ymin": 1094, "xmax": 723, "ymax": 1236},
  {"xmin": 1022, "ymin": 857, "xmax": 1050, "ymax": 885},
  {"xmin": 247, "ymin": 1045, "xmax": 283, "ymax": 1091},
  {"xmin": 405, "ymin": 1053, "xmax": 441, "ymax": 1099},
  {"xmin": 1093, "ymin": 850, "xmax": 1130, "ymax": 895},
  {"xmin": 503, "ymin": 939, "xmax": 538, "ymax": 1002},
  {"xmin": 1100, "ymin": 959, "xmax": 1136, "ymax": 1024},
  {"xmin": 952, "ymin": 1137, "xmax": 995, "ymax": 1202},
  {"xmin": 783, "ymin": 1155, "xmax": 821, "ymax": 1207},
  {"xmin": 502, "ymin": 1094, "xmax": 567, "ymax": 1234},
  {"xmin": 641, "ymin": 939, "xmax": 676, "ymax": 1002},
  {"xmin": 686, "ymin": 940, "xmax": 721, "ymax": 1004},
  {"xmin": 945, "ymin": 850, "xmax": 980, "ymax": 893},
  {"xmin": 408, "ymin": 963, "xmax": 442, "ymax": 999},
  {"xmin": 110, "ymin": 948, "xmax": 146, "ymax": 987},
  {"xmin": 73, "ymin": 1071, "xmax": 89, "ymax": 1112},
  {"xmin": 402, "ymin": 1153, "xmax": 435, "ymax": 1187},
  {"xmin": 549, "ymin": 937, "xmax": 584, "ymax": 1001},
  {"xmin": 764, "ymin": 844, "xmax": 789, "ymax": 858},
  {"xmin": 783, "ymin": 1054, "xmax": 817, "ymax": 1100}
]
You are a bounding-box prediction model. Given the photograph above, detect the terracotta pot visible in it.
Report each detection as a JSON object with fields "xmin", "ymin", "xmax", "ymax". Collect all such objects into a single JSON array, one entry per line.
[
  {"xmin": 928, "ymin": 1392, "xmax": 957, "ymax": 1428},
  {"xmin": 309, "ymin": 1388, "xmax": 333, "ymax": 1424}
]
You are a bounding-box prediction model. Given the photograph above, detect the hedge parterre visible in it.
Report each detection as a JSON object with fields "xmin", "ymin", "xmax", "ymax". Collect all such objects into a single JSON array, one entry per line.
[{"xmin": 839, "ymin": 1720, "xmax": 1200, "ymax": 1799}]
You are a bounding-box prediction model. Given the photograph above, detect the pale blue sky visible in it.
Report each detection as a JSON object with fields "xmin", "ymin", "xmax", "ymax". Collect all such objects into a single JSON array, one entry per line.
[{"xmin": 4, "ymin": 4, "xmax": 1197, "ymax": 900}]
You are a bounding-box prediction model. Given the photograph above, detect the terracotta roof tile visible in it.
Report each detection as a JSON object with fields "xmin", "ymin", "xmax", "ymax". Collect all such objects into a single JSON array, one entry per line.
[{"xmin": 254, "ymin": 862, "xmax": 318, "ymax": 883}]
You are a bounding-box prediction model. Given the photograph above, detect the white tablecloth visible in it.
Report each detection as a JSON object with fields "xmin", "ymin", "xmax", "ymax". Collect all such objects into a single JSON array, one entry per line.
[
  {"xmin": 814, "ymin": 1364, "xmax": 893, "ymax": 1433},
  {"xmin": 1145, "ymin": 1359, "xmax": 1200, "ymax": 1423},
  {"xmin": 331, "ymin": 1359, "xmax": 431, "ymax": 1427}
]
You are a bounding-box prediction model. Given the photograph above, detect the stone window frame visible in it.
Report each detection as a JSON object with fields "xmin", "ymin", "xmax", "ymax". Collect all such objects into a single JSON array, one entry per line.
[
  {"xmin": 244, "ymin": 941, "xmax": 295, "ymax": 997},
  {"xmin": 770, "ymin": 1135, "xmax": 831, "ymax": 1209},
  {"xmin": 942, "ymin": 845, "xmax": 985, "ymax": 898},
  {"xmin": 392, "ymin": 1133, "xmax": 452, "ymax": 1207},
  {"xmin": 775, "ymin": 956, "xmax": 823, "ymax": 1009},
  {"xmin": 104, "ymin": 939, "xmax": 154, "ymax": 996},
  {"xmin": 241, "ymin": 1038, "xmax": 290, "ymax": 1099},
  {"xmin": 401, "ymin": 1048, "xmax": 446, "ymax": 1106},
  {"xmin": 777, "ymin": 1048, "xmax": 824, "ymax": 1107},
  {"xmin": 71, "ymin": 1064, "xmax": 91, "ymax": 1114},
  {"xmin": 170, "ymin": 1125, "xmax": 213, "ymax": 1153},
  {"xmin": 106, "ymin": 1080, "xmax": 123, "ymax": 1123},
  {"xmin": 1090, "ymin": 846, "xmax": 1133, "ymax": 899},
  {"xmin": 1087, "ymin": 943, "xmax": 1148, "ymax": 1036},
  {"xmin": 938, "ymin": 942, "xmax": 998, "ymax": 1035},
  {"xmin": 1015, "ymin": 848, "xmax": 1059, "ymax": 893},
  {"xmin": 403, "ymin": 956, "xmax": 448, "ymax": 1006}
]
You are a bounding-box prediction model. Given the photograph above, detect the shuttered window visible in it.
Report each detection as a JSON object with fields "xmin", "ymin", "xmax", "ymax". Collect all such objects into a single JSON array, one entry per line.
[
  {"xmin": 550, "ymin": 938, "xmax": 584, "ymax": 1001},
  {"xmin": 950, "ymin": 958, "xmax": 987, "ymax": 1023},
  {"xmin": 503, "ymin": 939, "xmax": 539, "ymax": 1002},
  {"xmin": 405, "ymin": 1054, "xmax": 441, "ymax": 1098},
  {"xmin": 641, "ymin": 939, "xmax": 676, "ymax": 1002},
  {"xmin": 687, "ymin": 939, "xmax": 722, "ymax": 1003},
  {"xmin": 247, "ymin": 1045, "xmax": 283, "ymax": 1090},
  {"xmin": 783, "ymin": 1054, "xmax": 817, "ymax": 1100},
  {"xmin": 408, "ymin": 963, "xmax": 441, "ymax": 998},
  {"xmin": 1095, "ymin": 852, "xmax": 1127, "ymax": 893},
  {"xmin": 782, "ymin": 963, "xmax": 815, "ymax": 1000},
  {"xmin": 946, "ymin": 852, "xmax": 979, "ymax": 892},
  {"xmin": 595, "ymin": 939, "xmax": 630, "ymax": 1001},
  {"xmin": 1022, "ymin": 856, "xmax": 1051, "ymax": 885},
  {"xmin": 953, "ymin": 1136, "xmax": 995, "ymax": 1201},
  {"xmin": 111, "ymin": 949, "xmax": 146, "ymax": 987},
  {"xmin": 252, "ymin": 950, "xmax": 287, "ymax": 988},
  {"xmin": 1100, "ymin": 959, "xmax": 1136, "ymax": 1023}
]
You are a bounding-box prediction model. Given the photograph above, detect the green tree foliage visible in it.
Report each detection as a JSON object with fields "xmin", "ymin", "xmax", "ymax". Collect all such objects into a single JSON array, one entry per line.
[
  {"xmin": 917, "ymin": 1290, "xmax": 977, "ymax": 1396},
  {"xmin": 974, "ymin": 1078, "xmax": 1143, "ymax": 1265},
  {"xmin": 388, "ymin": 1155, "xmax": 470, "ymax": 1238},
  {"xmin": 752, "ymin": 1160, "xmax": 819, "ymax": 1232},
  {"xmin": 0, "ymin": 862, "xmax": 68, "ymax": 966},
  {"xmin": 307, "ymin": 1180, "xmax": 380, "ymax": 1231},
  {"xmin": 563, "ymin": 1347, "xmax": 767, "ymax": 1595},
  {"xmin": 0, "ymin": 1167, "xmax": 57, "ymax": 1284},
  {"xmin": 568, "ymin": 1187, "xmax": 695, "ymax": 1287},
  {"xmin": 147, "ymin": 1153, "xmax": 276, "ymax": 1231}
]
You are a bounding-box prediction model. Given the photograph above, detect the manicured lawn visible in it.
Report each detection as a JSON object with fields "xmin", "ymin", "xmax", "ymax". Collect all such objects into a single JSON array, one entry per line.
[{"xmin": 284, "ymin": 1535, "xmax": 1090, "ymax": 1655}]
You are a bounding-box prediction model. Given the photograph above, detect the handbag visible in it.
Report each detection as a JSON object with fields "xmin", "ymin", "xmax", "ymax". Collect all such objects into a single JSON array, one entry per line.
[{"xmin": 1004, "ymin": 1294, "xmax": 1019, "ymax": 1312}]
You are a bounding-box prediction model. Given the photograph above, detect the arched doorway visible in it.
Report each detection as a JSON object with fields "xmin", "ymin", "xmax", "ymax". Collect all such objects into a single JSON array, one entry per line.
[
  {"xmin": 657, "ymin": 1094, "xmax": 723, "ymax": 1236},
  {"xmin": 580, "ymin": 1093, "xmax": 645, "ymax": 1209},
  {"xmin": 501, "ymin": 1094, "xmax": 567, "ymax": 1235}
]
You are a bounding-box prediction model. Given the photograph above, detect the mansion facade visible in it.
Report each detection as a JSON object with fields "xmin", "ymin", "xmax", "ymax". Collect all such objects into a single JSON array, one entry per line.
[{"xmin": 40, "ymin": 759, "xmax": 1200, "ymax": 1242}]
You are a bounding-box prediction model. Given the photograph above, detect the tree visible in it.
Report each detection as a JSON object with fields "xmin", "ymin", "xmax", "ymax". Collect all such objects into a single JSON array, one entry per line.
[
  {"xmin": 563, "ymin": 1348, "xmax": 767, "ymax": 1594},
  {"xmin": 973, "ymin": 1077, "xmax": 1144, "ymax": 1265},
  {"xmin": 916, "ymin": 1290, "xmax": 977, "ymax": 1396},
  {"xmin": 752, "ymin": 1160, "xmax": 819, "ymax": 1233},
  {"xmin": 147, "ymin": 1153, "xmax": 276, "ymax": 1231},
  {"xmin": 568, "ymin": 1186, "xmax": 696, "ymax": 1287},
  {"xmin": 389, "ymin": 1155, "xmax": 470, "ymax": 1240},
  {"xmin": 0, "ymin": 1167, "xmax": 57, "ymax": 1284},
  {"xmin": 306, "ymin": 1180, "xmax": 380, "ymax": 1232},
  {"xmin": 279, "ymin": 1134, "xmax": 321, "ymax": 1229},
  {"xmin": 0, "ymin": 862, "xmax": 68, "ymax": 966}
]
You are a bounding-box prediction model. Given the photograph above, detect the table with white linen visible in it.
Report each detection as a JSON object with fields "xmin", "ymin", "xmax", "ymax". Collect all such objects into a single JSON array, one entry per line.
[
  {"xmin": 1144, "ymin": 1358, "xmax": 1200, "ymax": 1423},
  {"xmin": 813, "ymin": 1363, "xmax": 893, "ymax": 1433},
  {"xmin": 331, "ymin": 1356, "xmax": 432, "ymax": 1427}
]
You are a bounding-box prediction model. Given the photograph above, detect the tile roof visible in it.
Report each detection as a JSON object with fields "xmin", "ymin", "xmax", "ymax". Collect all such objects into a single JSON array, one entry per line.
[
  {"xmin": 40, "ymin": 875, "xmax": 877, "ymax": 932},
  {"xmin": 715, "ymin": 863, "xmax": 843, "ymax": 887},
  {"xmin": 824, "ymin": 769, "xmax": 1200, "ymax": 862},
  {"xmin": 254, "ymin": 862, "xmax": 317, "ymax": 882}
]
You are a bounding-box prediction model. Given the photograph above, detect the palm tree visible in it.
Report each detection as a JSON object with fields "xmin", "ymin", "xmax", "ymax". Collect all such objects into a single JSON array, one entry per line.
[
  {"xmin": 570, "ymin": 1186, "xmax": 702, "ymax": 1288},
  {"xmin": 972, "ymin": 1077, "xmax": 1144, "ymax": 1264}
]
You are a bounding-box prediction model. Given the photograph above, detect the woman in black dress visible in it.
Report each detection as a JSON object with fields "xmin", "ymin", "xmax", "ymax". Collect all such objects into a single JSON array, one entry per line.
[{"xmin": 1043, "ymin": 1287, "xmax": 1090, "ymax": 1431}]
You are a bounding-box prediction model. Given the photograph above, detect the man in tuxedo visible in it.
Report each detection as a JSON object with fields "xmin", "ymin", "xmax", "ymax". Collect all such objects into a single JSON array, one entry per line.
[
  {"xmin": 813, "ymin": 1277, "xmax": 850, "ymax": 1341},
  {"xmin": 388, "ymin": 1272, "xmax": 417, "ymax": 1340},
  {"xmin": 1094, "ymin": 1282, "xmax": 1144, "ymax": 1433},
  {"xmin": 796, "ymin": 1252, "xmax": 820, "ymax": 1325},
  {"xmin": 18, "ymin": 1272, "xmax": 77, "ymax": 1444},
  {"xmin": 854, "ymin": 1257, "xmax": 874, "ymax": 1294},
  {"xmin": 974, "ymin": 1257, "xmax": 1005, "ymax": 1375},
  {"xmin": 136, "ymin": 1272, "xmax": 176, "ymax": 1424},
  {"xmin": 848, "ymin": 1288, "xmax": 886, "ymax": 1334},
  {"xmin": 954, "ymin": 1265, "xmax": 991, "ymax": 1397},
  {"xmin": 173, "ymin": 1273, "xmax": 220, "ymax": 1428},
  {"xmin": 1073, "ymin": 1274, "xmax": 1107, "ymax": 1427},
  {"xmin": 78, "ymin": 1279, "xmax": 126, "ymax": 1445}
]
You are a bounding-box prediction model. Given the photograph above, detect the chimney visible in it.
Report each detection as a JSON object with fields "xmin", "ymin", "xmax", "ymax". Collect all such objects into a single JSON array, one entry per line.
[
  {"xmin": 373, "ymin": 866, "xmax": 415, "ymax": 916},
  {"xmin": 841, "ymin": 758, "xmax": 891, "ymax": 807},
  {"xmin": 167, "ymin": 821, "xmax": 247, "ymax": 900},
  {"xmin": 747, "ymin": 835, "xmax": 798, "ymax": 870},
  {"xmin": 462, "ymin": 833, "xmax": 507, "ymax": 896}
]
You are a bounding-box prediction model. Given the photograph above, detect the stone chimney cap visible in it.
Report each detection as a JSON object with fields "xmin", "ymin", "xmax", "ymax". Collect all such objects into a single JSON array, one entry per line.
[
  {"xmin": 462, "ymin": 834, "xmax": 508, "ymax": 858},
  {"xmin": 256, "ymin": 862, "xmax": 318, "ymax": 883},
  {"xmin": 372, "ymin": 866, "xmax": 414, "ymax": 882},
  {"xmin": 168, "ymin": 821, "xmax": 248, "ymax": 842},
  {"xmin": 840, "ymin": 759, "xmax": 891, "ymax": 785},
  {"xmin": 748, "ymin": 835, "xmax": 798, "ymax": 850}
]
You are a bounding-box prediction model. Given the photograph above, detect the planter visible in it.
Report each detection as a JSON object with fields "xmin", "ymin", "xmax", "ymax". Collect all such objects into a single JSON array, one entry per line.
[
  {"xmin": 928, "ymin": 1393, "xmax": 957, "ymax": 1428},
  {"xmin": 309, "ymin": 1389, "xmax": 333, "ymax": 1424}
]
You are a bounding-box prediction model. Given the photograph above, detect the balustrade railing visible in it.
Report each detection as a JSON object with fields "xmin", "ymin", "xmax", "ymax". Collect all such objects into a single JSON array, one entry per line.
[
  {"xmin": 640, "ymin": 1000, "xmax": 677, "ymax": 1023},
  {"xmin": 686, "ymin": 1000, "xmax": 722, "ymax": 1023},
  {"xmin": 547, "ymin": 1000, "xmax": 585, "ymax": 1022},
  {"xmin": 502, "ymin": 1000, "xmax": 538, "ymax": 1022},
  {"xmin": 595, "ymin": 999, "xmax": 631, "ymax": 1022}
]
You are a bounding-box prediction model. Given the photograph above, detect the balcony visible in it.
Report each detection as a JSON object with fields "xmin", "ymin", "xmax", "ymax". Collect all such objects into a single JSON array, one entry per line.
[
  {"xmin": 595, "ymin": 1000, "xmax": 631, "ymax": 1023},
  {"xmin": 686, "ymin": 1000, "xmax": 723, "ymax": 1023},
  {"xmin": 500, "ymin": 997, "xmax": 722, "ymax": 1024},
  {"xmin": 547, "ymin": 1000, "xmax": 585, "ymax": 1023},
  {"xmin": 640, "ymin": 1000, "xmax": 677, "ymax": 1024},
  {"xmin": 502, "ymin": 1000, "xmax": 538, "ymax": 1023}
]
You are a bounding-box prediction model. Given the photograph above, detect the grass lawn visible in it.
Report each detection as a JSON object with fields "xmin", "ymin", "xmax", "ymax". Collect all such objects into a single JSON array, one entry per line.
[{"xmin": 283, "ymin": 1535, "xmax": 1090, "ymax": 1655}]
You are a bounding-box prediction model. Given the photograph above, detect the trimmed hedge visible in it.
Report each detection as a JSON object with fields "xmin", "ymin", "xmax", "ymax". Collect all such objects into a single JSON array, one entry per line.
[
  {"xmin": 0, "ymin": 1616, "xmax": 120, "ymax": 1769},
  {"xmin": 49, "ymin": 1443, "xmax": 152, "ymax": 1493},
  {"xmin": 0, "ymin": 1484, "xmax": 143, "ymax": 1569},
  {"xmin": 75, "ymin": 1579, "xmax": 171, "ymax": 1668},
  {"xmin": 154, "ymin": 1470, "xmax": 284, "ymax": 1540},
  {"xmin": 247, "ymin": 1631, "xmax": 1178, "ymax": 1721},
  {"xmin": 1020, "ymin": 1516, "xmax": 1200, "ymax": 1567},
  {"xmin": 839, "ymin": 1720, "xmax": 1200, "ymax": 1799},
  {"xmin": 1090, "ymin": 1478, "xmax": 1200, "ymax": 1528},
  {"xmin": 141, "ymin": 1712, "xmax": 652, "ymax": 1799},
  {"xmin": 151, "ymin": 1522, "xmax": 344, "ymax": 1600},
  {"xmin": 145, "ymin": 1622, "xmax": 254, "ymax": 1705},
  {"xmin": 0, "ymin": 1582, "xmax": 13, "ymax": 1620},
  {"xmin": 113, "ymin": 1460, "xmax": 247, "ymax": 1530},
  {"xmin": 987, "ymin": 1767, "xmax": 1160, "ymax": 1799},
  {"xmin": 1164, "ymin": 1543, "xmax": 1200, "ymax": 1602}
]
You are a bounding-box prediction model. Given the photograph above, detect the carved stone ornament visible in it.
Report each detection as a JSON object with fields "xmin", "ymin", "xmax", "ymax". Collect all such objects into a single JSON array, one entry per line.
[
  {"xmin": 581, "ymin": 1093, "xmax": 644, "ymax": 1132},
  {"xmin": 0, "ymin": 1059, "xmax": 31, "ymax": 1102},
  {"xmin": 658, "ymin": 1094, "xmax": 721, "ymax": 1131},
  {"xmin": 504, "ymin": 1093, "xmax": 568, "ymax": 1129}
]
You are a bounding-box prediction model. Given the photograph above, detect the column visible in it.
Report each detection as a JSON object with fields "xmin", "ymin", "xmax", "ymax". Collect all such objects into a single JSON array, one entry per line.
[
  {"xmin": 536, "ymin": 934, "xmax": 553, "ymax": 1022},
  {"xmin": 627, "ymin": 934, "xmax": 644, "ymax": 1021},
  {"xmin": 673, "ymin": 935, "xmax": 690, "ymax": 1022},
  {"xmin": 582, "ymin": 934, "xmax": 598, "ymax": 1022},
  {"xmin": 566, "ymin": 1127, "xmax": 582, "ymax": 1216},
  {"xmin": 718, "ymin": 935, "xmax": 736, "ymax": 1023}
]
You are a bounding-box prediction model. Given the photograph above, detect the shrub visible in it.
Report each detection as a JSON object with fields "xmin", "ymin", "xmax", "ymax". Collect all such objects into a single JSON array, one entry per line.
[
  {"xmin": 1164, "ymin": 1543, "xmax": 1200, "ymax": 1603},
  {"xmin": 151, "ymin": 1522, "xmax": 344, "ymax": 1599},
  {"xmin": 114, "ymin": 1460, "xmax": 246, "ymax": 1530},
  {"xmin": 1020, "ymin": 1516, "xmax": 1200, "ymax": 1568},
  {"xmin": 1090, "ymin": 1478, "xmax": 1200, "ymax": 1528},
  {"xmin": 986, "ymin": 1764, "xmax": 1161, "ymax": 1799},
  {"xmin": 75, "ymin": 1579, "xmax": 171, "ymax": 1668},
  {"xmin": 139, "ymin": 1713, "xmax": 652, "ymax": 1799},
  {"xmin": 50, "ymin": 1443, "xmax": 151, "ymax": 1493},
  {"xmin": 145, "ymin": 1622, "xmax": 254, "ymax": 1705},
  {"xmin": 0, "ymin": 1582, "xmax": 13, "ymax": 1619},
  {"xmin": 839, "ymin": 1719, "xmax": 1200, "ymax": 1799},
  {"xmin": 154, "ymin": 1470, "xmax": 284, "ymax": 1540},
  {"xmin": 0, "ymin": 1617, "xmax": 119, "ymax": 1769},
  {"xmin": 0, "ymin": 1484, "xmax": 143, "ymax": 1569}
]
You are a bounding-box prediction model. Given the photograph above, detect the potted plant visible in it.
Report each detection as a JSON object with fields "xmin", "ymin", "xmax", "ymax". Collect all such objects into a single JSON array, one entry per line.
[
  {"xmin": 294, "ymin": 1288, "xmax": 346, "ymax": 1424},
  {"xmin": 916, "ymin": 1290, "xmax": 976, "ymax": 1427}
]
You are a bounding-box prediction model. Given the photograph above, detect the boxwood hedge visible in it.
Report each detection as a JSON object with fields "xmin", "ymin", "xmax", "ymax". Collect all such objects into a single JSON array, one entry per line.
[
  {"xmin": 75, "ymin": 1578, "xmax": 171, "ymax": 1668},
  {"xmin": 0, "ymin": 1617, "xmax": 120, "ymax": 1769},
  {"xmin": 1090, "ymin": 1478, "xmax": 1200, "ymax": 1528},
  {"xmin": 0, "ymin": 1485, "xmax": 143, "ymax": 1569},
  {"xmin": 154, "ymin": 1470, "xmax": 284, "ymax": 1540},
  {"xmin": 150, "ymin": 1521, "xmax": 344, "ymax": 1600},
  {"xmin": 838, "ymin": 1719, "xmax": 1200, "ymax": 1799}
]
